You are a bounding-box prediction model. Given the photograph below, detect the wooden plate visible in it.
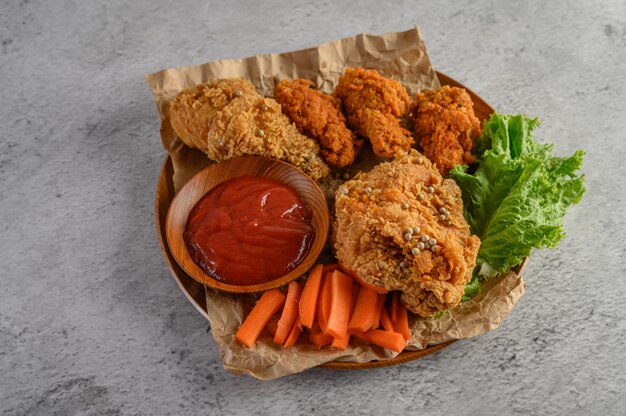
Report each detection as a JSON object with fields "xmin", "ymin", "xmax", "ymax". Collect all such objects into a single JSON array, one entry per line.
[{"xmin": 154, "ymin": 72, "xmax": 523, "ymax": 370}]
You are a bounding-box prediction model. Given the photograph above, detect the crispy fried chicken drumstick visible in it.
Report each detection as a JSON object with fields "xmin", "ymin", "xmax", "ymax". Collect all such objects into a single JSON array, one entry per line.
[
  {"xmin": 334, "ymin": 67, "xmax": 413, "ymax": 158},
  {"xmin": 274, "ymin": 79, "xmax": 361, "ymax": 169},
  {"xmin": 412, "ymin": 86, "xmax": 482, "ymax": 176}
]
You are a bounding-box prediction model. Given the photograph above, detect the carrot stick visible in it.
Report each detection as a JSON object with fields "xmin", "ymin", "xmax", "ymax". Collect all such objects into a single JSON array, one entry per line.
[
  {"xmin": 326, "ymin": 271, "xmax": 354, "ymax": 339},
  {"xmin": 322, "ymin": 263, "xmax": 339, "ymax": 274},
  {"xmin": 360, "ymin": 329, "xmax": 406, "ymax": 353},
  {"xmin": 339, "ymin": 263, "xmax": 388, "ymax": 294},
  {"xmin": 380, "ymin": 304, "xmax": 395, "ymax": 332},
  {"xmin": 348, "ymin": 286, "xmax": 378, "ymax": 333},
  {"xmin": 308, "ymin": 331, "xmax": 333, "ymax": 348},
  {"xmin": 317, "ymin": 272, "xmax": 333, "ymax": 334},
  {"xmin": 331, "ymin": 333, "xmax": 350, "ymax": 350},
  {"xmin": 274, "ymin": 281, "xmax": 303, "ymax": 345},
  {"xmin": 283, "ymin": 318, "xmax": 302, "ymax": 348},
  {"xmin": 299, "ymin": 264, "xmax": 324, "ymax": 328},
  {"xmin": 332, "ymin": 284, "xmax": 360, "ymax": 350},
  {"xmin": 266, "ymin": 315, "xmax": 280, "ymax": 337},
  {"xmin": 390, "ymin": 292, "xmax": 400, "ymax": 324},
  {"xmin": 395, "ymin": 300, "xmax": 411, "ymax": 341},
  {"xmin": 372, "ymin": 293, "xmax": 386, "ymax": 329},
  {"xmin": 235, "ymin": 289, "xmax": 286, "ymax": 348}
]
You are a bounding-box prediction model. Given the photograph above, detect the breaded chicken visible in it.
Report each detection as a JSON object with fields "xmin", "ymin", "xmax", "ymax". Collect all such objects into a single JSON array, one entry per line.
[
  {"xmin": 169, "ymin": 79, "xmax": 330, "ymax": 181},
  {"xmin": 333, "ymin": 150, "xmax": 480, "ymax": 317},
  {"xmin": 412, "ymin": 86, "xmax": 482, "ymax": 176},
  {"xmin": 274, "ymin": 79, "xmax": 361, "ymax": 169},
  {"xmin": 334, "ymin": 67, "xmax": 413, "ymax": 158},
  {"xmin": 169, "ymin": 79, "xmax": 256, "ymax": 153}
]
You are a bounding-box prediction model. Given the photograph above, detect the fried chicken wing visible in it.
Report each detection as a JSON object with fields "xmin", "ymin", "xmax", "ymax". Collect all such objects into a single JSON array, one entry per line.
[
  {"xmin": 412, "ymin": 86, "xmax": 482, "ymax": 176},
  {"xmin": 274, "ymin": 79, "xmax": 361, "ymax": 169},
  {"xmin": 334, "ymin": 67, "xmax": 413, "ymax": 158},
  {"xmin": 332, "ymin": 150, "xmax": 480, "ymax": 317},
  {"xmin": 169, "ymin": 79, "xmax": 330, "ymax": 180}
]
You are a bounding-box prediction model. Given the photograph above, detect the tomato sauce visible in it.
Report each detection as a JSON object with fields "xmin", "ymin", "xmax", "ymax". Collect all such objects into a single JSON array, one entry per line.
[{"xmin": 183, "ymin": 176, "xmax": 315, "ymax": 285}]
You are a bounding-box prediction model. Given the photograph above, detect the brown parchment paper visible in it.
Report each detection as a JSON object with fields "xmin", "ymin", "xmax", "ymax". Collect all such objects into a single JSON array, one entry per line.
[{"xmin": 145, "ymin": 26, "xmax": 526, "ymax": 380}]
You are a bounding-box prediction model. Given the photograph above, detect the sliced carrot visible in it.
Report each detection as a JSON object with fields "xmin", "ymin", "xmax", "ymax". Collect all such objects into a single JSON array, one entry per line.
[
  {"xmin": 360, "ymin": 329, "xmax": 406, "ymax": 353},
  {"xmin": 372, "ymin": 293, "xmax": 386, "ymax": 329},
  {"xmin": 351, "ymin": 284, "xmax": 360, "ymax": 309},
  {"xmin": 283, "ymin": 318, "xmax": 303, "ymax": 348},
  {"xmin": 339, "ymin": 263, "xmax": 388, "ymax": 294},
  {"xmin": 348, "ymin": 286, "xmax": 378, "ymax": 333},
  {"xmin": 332, "ymin": 284, "xmax": 360, "ymax": 350},
  {"xmin": 380, "ymin": 304, "xmax": 395, "ymax": 332},
  {"xmin": 331, "ymin": 333, "xmax": 350, "ymax": 350},
  {"xmin": 266, "ymin": 315, "xmax": 280, "ymax": 337},
  {"xmin": 390, "ymin": 291, "xmax": 400, "ymax": 324},
  {"xmin": 322, "ymin": 263, "xmax": 339, "ymax": 274},
  {"xmin": 325, "ymin": 270, "xmax": 354, "ymax": 339},
  {"xmin": 350, "ymin": 331, "xmax": 368, "ymax": 342},
  {"xmin": 308, "ymin": 331, "xmax": 333, "ymax": 347},
  {"xmin": 235, "ymin": 289, "xmax": 286, "ymax": 348},
  {"xmin": 395, "ymin": 299, "xmax": 411, "ymax": 341},
  {"xmin": 317, "ymin": 272, "xmax": 333, "ymax": 334},
  {"xmin": 307, "ymin": 323, "xmax": 322, "ymax": 334},
  {"xmin": 299, "ymin": 264, "xmax": 324, "ymax": 328},
  {"xmin": 274, "ymin": 281, "xmax": 303, "ymax": 345}
]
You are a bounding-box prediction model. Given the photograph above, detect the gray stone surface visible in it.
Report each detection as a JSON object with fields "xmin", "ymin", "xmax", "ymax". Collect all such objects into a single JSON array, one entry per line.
[{"xmin": 1, "ymin": 0, "xmax": 625, "ymax": 414}]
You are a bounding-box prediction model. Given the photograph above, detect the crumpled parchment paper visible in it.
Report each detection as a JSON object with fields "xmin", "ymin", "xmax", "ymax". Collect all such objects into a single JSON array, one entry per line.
[{"xmin": 145, "ymin": 26, "xmax": 526, "ymax": 380}]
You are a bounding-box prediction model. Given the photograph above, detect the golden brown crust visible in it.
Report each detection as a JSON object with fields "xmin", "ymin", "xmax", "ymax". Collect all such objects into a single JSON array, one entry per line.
[
  {"xmin": 412, "ymin": 86, "xmax": 482, "ymax": 176},
  {"xmin": 274, "ymin": 79, "xmax": 361, "ymax": 169},
  {"xmin": 332, "ymin": 150, "xmax": 480, "ymax": 317},
  {"xmin": 169, "ymin": 79, "xmax": 330, "ymax": 181},
  {"xmin": 334, "ymin": 67, "xmax": 413, "ymax": 158},
  {"xmin": 169, "ymin": 79, "xmax": 257, "ymax": 152}
]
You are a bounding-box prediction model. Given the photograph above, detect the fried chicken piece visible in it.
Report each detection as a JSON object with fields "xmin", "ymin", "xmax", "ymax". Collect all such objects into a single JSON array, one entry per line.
[
  {"xmin": 169, "ymin": 79, "xmax": 330, "ymax": 181},
  {"xmin": 333, "ymin": 150, "xmax": 480, "ymax": 317},
  {"xmin": 169, "ymin": 79, "xmax": 257, "ymax": 153},
  {"xmin": 274, "ymin": 79, "xmax": 361, "ymax": 169},
  {"xmin": 334, "ymin": 67, "xmax": 413, "ymax": 158},
  {"xmin": 412, "ymin": 86, "xmax": 482, "ymax": 176}
]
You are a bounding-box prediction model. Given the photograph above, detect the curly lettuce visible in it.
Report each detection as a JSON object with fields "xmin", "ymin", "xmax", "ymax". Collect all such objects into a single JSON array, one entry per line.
[{"xmin": 450, "ymin": 113, "xmax": 585, "ymax": 299}]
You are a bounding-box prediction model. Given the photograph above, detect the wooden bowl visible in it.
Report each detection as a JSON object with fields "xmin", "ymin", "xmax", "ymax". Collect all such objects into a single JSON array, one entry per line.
[
  {"xmin": 165, "ymin": 156, "xmax": 330, "ymax": 293},
  {"xmin": 155, "ymin": 71, "xmax": 524, "ymax": 369}
]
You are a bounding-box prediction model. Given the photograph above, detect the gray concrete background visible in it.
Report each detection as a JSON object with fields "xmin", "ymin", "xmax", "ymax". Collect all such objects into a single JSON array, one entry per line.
[{"xmin": 1, "ymin": 0, "xmax": 625, "ymax": 414}]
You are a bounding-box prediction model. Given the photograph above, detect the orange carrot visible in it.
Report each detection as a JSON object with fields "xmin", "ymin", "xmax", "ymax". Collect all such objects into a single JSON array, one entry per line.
[
  {"xmin": 235, "ymin": 289, "xmax": 286, "ymax": 348},
  {"xmin": 308, "ymin": 323, "xmax": 322, "ymax": 334},
  {"xmin": 325, "ymin": 270, "xmax": 354, "ymax": 339},
  {"xmin": 331, "ymin": 333, "xmax": 350, "ymax": 350},
  {"xmin": 274, "ymin": 281, "xmax": 303, "ymax": 345},
  {"xmin": 299, "ymin": 264, "xmax": 324, "ymax": 328},
  {"xmin": 348, "ymin": 286, "xmax": 379, "ymax": 333},
  {"xmin": 380, "ymin": 304, "xmax": 395, "ymax": 332},
  {"xmin": 308, "ymin": 331, "xmax": 333, "ymax": 347},
  {"xmin": 339, "ymin": 263, "xmax": 388, "ymax": 294},
  {"xmin": 360, "ymin": 329, "xmax": 406, "ymax": 353},
  {"xmin": 283, "ymin": 318, "xmax": 303, "ymax": 348},
  {"xmin": 395, "ymin": 299, "xmax": 411, "ymax": 341},
  {"xmin": 390, "ymin": 291, "xmax": 400, "ymax": 324},
  {"xmin": 317, "ymin": 272, "xmax": 333, "ymax": 334},
  {"xmin": 266, "ymin": 315, "xmax": 280, "ymax": 337},
  {"xmin": 322, "ymin": 263, "xmax": 339, "ymax": 274},
  {"xmin": 372, "ymin": 293, "xmax": 386, "ymax": 329},
  {"xmin": 332, "ymin": 284, "xmax": 360, "ymax": 350}
]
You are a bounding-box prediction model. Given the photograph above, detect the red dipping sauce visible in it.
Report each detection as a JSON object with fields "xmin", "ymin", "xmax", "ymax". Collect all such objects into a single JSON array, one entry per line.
[{"xmin": 183, "ymin": 176, "xmax": 315, "ymax": 286}]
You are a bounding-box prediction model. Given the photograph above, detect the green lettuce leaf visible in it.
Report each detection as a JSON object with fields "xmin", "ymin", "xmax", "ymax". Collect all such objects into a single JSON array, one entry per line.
[{"xmin": 450, "ymin": 113, "xmax": 585, "ymax": 298}]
